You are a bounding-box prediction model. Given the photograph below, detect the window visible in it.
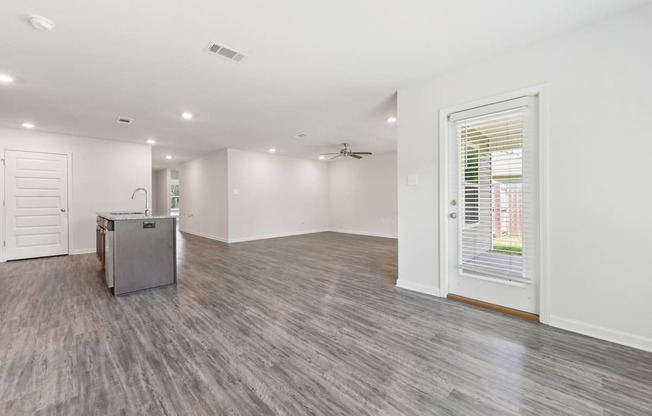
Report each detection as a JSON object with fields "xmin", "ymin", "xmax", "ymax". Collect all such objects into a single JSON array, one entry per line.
[
  {"xmin": 170, "ymin": 182, "xmax": 179, "ymax": 211},
  {"xmin": 454, "ymin": 98, "xmax": 535, "ymax": 283}
]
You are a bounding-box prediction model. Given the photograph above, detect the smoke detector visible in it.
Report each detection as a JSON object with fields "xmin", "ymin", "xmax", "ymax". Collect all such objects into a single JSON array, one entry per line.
[
  {"xmin": 204, "ymin": 41, "xmax": 248, "ymax": 63},
  {"xmin": 29, "ymin": 15, "xmax": 55, "ymax": 31}
]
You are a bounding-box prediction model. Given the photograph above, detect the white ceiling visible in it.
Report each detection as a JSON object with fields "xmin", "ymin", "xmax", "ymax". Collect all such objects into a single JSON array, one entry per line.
[{"xmin": 1, "ymin": 0, "xmax": 649, "ymax": 169}]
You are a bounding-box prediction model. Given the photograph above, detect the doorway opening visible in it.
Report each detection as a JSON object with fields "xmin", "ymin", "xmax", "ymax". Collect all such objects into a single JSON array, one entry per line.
[{"xmin": 170, "ymin": 175, "xmax": 179, "ymax": 216}]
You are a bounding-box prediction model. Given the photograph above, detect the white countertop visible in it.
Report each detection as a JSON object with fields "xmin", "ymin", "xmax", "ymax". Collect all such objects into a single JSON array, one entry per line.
[{"xmin": 97, "ymin": 212, "xmax": 178, "ymax": 220}]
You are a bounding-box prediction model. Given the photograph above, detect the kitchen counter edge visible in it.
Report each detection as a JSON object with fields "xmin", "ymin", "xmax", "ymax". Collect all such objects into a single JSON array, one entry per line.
[{"xmin": 97, "ymin": 212, "xmax": 178, "ymax": 221}]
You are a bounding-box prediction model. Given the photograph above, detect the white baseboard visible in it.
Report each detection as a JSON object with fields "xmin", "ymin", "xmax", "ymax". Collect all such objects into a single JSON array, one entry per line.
[
  {"xmin": 548, "ymin": 315, "xmax": 652, "ymax": 353},
  {"xmin": 228, "ymin": 228, "xmax": 329, "ymax": 243},
  {"xmin": 395, "ymin": 279, "xmax": 442, "ymax": 297},
  {"xmin": 71, "ymin": 248, "xmax": 95, "ymax": 255},
  {"xmin": 329, "ymin": 229, "xmax": 398, "ymax": 239},
  {"xmin": 180, "ymin": 228, "xmax": 396, "ymax": 244},
  {"xmin": 179, "ymin": 229, "xmax": 229, "ymax": 243}
]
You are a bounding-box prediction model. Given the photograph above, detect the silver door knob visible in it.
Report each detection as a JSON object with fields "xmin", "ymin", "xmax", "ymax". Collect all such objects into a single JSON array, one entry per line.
[
  {"xmin": 61, "ymin": 208, "xmax": 67, "ymax": 213},
  {"xmin": 449, "ymin": 213, "xmax": 457, "ymax": 219}
]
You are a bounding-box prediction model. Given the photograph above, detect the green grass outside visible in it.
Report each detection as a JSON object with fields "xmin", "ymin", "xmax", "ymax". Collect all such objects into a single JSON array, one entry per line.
[{"xmin": 492, "ymin": 234, "xmax": 522, "ymax": 255}]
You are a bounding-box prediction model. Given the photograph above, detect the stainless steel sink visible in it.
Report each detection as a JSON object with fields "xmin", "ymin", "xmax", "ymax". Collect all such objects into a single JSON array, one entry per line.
[{"xmin": 110, "ymin": 212, "xmax": 144, "ymax": 215}]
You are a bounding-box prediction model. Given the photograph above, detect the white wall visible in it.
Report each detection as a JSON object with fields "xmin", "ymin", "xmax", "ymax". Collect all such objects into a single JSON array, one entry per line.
[
  {"xmin": 152, "ymin": 168, "xmax": 170, "ymax": 214},
  {"xmin": 397, "ymin": 5, "xmax": 652, "ymax": 351},
  {"xmin": 178, "ymin": 149, "xmax": 228, "ymax": 242},
  {"xmin": 228, "ymin": 149, "xmax": 329, "ymax": 242},
  {"xmin": 0, "ymin": 127, "xmax": 151, "ymax": 256},
  {"xmin": 179, "ymin": 148, "xmax": 394, "ymax": 243},
  {"xmin": 328, "ymin": 152, "xmax": 397, "ymax": 238}
]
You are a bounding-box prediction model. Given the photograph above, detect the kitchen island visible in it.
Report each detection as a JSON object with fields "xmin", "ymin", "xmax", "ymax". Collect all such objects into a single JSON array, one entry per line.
[{"xmin": 97, "ymin": 212, "xmax": 177, "ymax": 296}]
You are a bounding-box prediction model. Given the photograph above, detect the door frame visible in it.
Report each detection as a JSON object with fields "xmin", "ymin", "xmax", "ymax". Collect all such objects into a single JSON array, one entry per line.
[
  {"xmin": 438, "ymin": 84, "xmax": 550, "ymax": 324},
  {"xmin": 0, "ymin": 148, "xmax": 73, "ymax": 263}
]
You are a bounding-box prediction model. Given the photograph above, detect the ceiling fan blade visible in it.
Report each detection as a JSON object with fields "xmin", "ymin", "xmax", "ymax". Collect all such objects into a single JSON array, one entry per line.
[
  {"xmin": 331, "ymin": 155, "xmax": 342, "ymax": 159},
  {"xmin": 351, "ymin": 152, "xmax": 372, "ymax": 155},
  {"xmin": 349, "ymin": 154, "xmax": 363, "ymax": 159}
]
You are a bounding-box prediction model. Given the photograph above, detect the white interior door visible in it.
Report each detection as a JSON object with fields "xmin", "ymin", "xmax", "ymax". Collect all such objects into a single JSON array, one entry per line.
[
  {"xmin": 4, "ymin": 150, "xmax": 69, "ymax": 260},
  {"xmin": 447, "ymin": 96, "xmax": 539, "ymax": 314}
]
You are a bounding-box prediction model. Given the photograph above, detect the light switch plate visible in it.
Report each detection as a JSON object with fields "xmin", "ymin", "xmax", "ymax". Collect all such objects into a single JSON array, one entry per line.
[
  {"xmin": 407, "ymin": 174, "xmax": 419, "ymax": 186},
  {"xmin": 233, "ymin": 189, "xmax": 239, "ymax": 195}
]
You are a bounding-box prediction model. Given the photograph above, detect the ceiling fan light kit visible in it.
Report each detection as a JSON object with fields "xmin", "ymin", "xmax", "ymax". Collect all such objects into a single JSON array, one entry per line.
[{"xmin": 320, "ymin": 143, "xmax": 372, "ymax": 160}]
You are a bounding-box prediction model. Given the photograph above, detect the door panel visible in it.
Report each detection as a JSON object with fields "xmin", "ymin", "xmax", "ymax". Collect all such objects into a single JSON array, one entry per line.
[
  {"xmin": 447, "ymin": 97, "xmax": 539, "ymax": 314},
  {"xmin": 4, "ymin": 150, "xmax": 69, "ymax": 260}
]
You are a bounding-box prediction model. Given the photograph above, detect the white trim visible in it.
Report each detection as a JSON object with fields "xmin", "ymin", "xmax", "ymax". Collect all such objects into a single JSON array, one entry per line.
[
  {"xmin": 438, "ymin": 84, "xmax": 550, "ymax": 323},
  {"xmin": 438, "ymin": 108, "xmax": 449, "ymax": 297},
  {"xmin": 71, "ymin": 248, "xmax": 96, "ymax": 255},
  {"xmin": 328, "ymin": 229, "xmax": 398, "ymax": 239},
  {"xmin": 448, "ymin": 96, "xmax": 529, "ymax": 122},
  {"xmin": 0, "ymin": 148, "xmax": 4, "ymax": 263},
  {"xmin": 537, "ymin": 86, "xmax": 550, "ymax": 324},
  {"xmin": 396, "ymin": 279, "xmax": 442, "ymax": 297},
  {"xmin": 66, "ymin": 152, "xmax": 73, "ymax": 257},
  {"xmin": 228, "ymin": 228, "xmax": 329, "ymax": 243},
  {"xmin": 181, "ymin": 228, "xmax": 395, "ymax": 244},
  {"xmin": 179, "ymin": 228, "xmax": 229, "ymax": 243},
  {"xmin": 549, "ymin": 315, "xmax": 652, "ymax": 353}
]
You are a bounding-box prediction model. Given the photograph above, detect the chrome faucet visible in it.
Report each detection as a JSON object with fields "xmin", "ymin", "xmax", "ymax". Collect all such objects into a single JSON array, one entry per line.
[{"xmin": 131, "ymin": 187, "xmax": 150, "ymax": 216}]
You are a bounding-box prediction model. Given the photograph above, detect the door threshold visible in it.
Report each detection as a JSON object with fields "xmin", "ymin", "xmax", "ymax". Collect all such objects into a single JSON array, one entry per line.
[{"xmin": 447, "ymin": 294, "xmax": 539, "ymax": 322}]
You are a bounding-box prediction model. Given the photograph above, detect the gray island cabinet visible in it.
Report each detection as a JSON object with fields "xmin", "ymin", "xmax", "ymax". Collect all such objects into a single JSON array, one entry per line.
[{"xmin": 96, "ymin": 212, "xmax": 177, "ymax": 295}]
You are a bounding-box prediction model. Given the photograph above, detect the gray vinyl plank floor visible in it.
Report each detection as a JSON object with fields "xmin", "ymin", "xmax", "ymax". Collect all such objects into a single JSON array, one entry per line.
[{"xmin": 0, "ymin": 231, "xmax": 651, "ymax": 415}]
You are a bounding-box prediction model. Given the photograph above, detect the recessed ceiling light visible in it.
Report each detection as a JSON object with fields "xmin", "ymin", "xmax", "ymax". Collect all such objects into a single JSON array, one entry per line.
[
  {"xmin": 0, "ymin": 74, "xmax": 15, "ymax": 83},
  {"xmin": 22, "ymin": 122, "xmax": 35, "ymax": 129},
  {"xmin": 387, "ymin": 117, "xmax": 397, "ymax": 123},
  {"xmin": 269, "ymin": 148, "xmax": 276, "ymax": 153},
  {"xmin": 165, "ymin": 155, "xmax": 172, "ymax": 160},
  {"xmin": 146, "ymin": 139, "xmax": 156, "ymax": 144},
  {"xmin": 319, "ymin": 155, "xmax": 325, "ymax": 160},
  {"xmin": 181, "ymin": 112, "xmax": 194, "ymax": 120},
  {"xmin": 28, "ymin": 15, "xmax": 55, "ymax": 31}
]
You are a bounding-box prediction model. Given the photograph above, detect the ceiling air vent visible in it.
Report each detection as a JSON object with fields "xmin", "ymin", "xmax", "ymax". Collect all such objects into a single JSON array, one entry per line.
[
  {"xmin": 116, "ymin": 117, "xmax": 133, "ymax": 125},
  {"xmin": 204, "ymin": 41, "xmax": 248, "ymax": 63}
]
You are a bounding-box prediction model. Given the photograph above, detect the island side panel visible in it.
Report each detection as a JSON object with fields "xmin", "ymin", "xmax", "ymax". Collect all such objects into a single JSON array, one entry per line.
[{"xmin": 113, "ymin": 218, "xmax": 176, "ymax": 295}]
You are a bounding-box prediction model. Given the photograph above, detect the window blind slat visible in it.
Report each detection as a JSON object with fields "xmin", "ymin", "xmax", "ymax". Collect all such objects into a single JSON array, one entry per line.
[{"xmin": 456, "ymin": 106, "xmax": 533, "ymax": 283}]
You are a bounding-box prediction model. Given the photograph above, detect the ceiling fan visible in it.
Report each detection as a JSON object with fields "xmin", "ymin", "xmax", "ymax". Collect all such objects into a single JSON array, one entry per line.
[{"xmin": 320, "ymin": 143, "xmax": 372, "ymax": 159}]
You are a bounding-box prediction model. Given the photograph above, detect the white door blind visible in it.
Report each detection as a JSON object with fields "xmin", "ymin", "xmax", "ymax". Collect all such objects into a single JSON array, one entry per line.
[{"xmin": 455, "ymin": 105, "xmax": 534, "ymax": 283}]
